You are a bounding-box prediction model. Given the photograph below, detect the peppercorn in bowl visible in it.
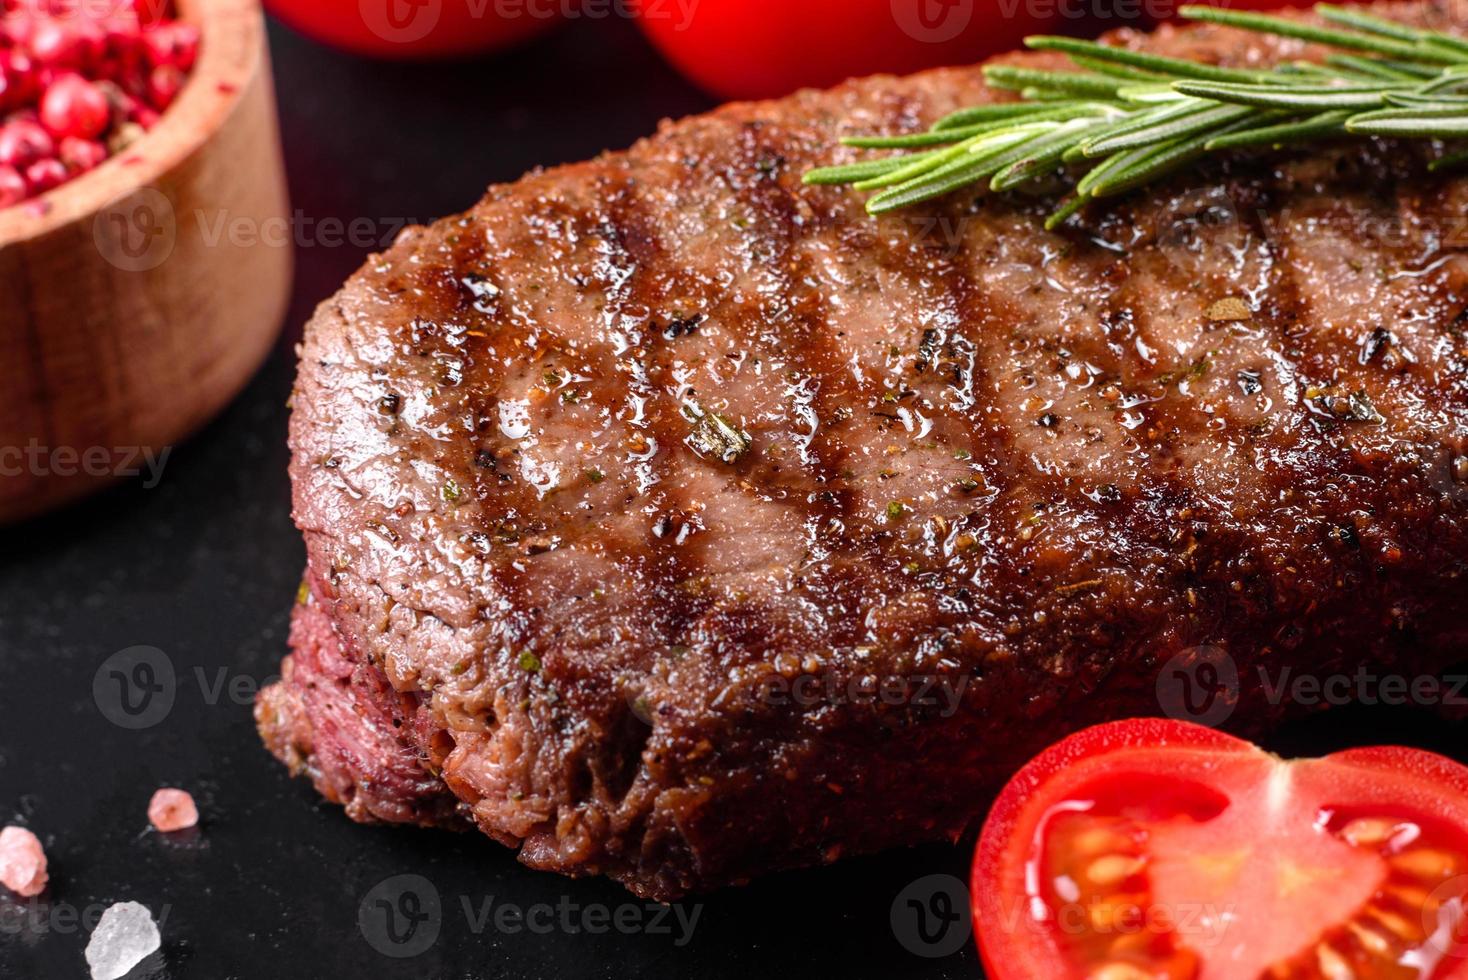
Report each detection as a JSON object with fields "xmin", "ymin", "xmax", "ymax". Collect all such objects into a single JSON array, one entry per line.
[{"xmin": 0, "ymin": 0, "xmax": 291, "ymax": 523}]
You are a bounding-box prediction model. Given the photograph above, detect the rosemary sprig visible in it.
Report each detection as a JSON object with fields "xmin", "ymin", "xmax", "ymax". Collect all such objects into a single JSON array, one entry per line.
[{"xmin": 804, "ymin": 3, "xmax": 1468, "ymax": 226}]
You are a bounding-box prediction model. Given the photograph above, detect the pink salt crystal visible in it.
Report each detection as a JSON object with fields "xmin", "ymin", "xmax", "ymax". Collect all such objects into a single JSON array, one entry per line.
[
  {"xmin": 147, "ymin": 788, "xmax": 198, "ymax": 832},
  {"xmin": 0, "ymin": 825, "xmax": 48, "ymax": 897}
]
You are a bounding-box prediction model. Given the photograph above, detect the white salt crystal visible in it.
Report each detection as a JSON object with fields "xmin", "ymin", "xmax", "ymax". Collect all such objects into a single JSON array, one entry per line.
[{"xmin": 85, "ymin": 901, "xmax": 161, "ymax": 980}]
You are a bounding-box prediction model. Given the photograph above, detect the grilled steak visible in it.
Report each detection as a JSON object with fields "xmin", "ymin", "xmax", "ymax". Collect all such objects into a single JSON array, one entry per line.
[{"xmin": 257, "ymin": 2, "xmax": 1468, "ymax": 900}]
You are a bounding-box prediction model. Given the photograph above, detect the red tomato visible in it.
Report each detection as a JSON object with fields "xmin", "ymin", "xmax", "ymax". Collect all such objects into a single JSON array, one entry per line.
[
  {"xmin": 973, "ymin": 719, "xmax": 1468, "ymax": 979},
  {"xmin": 632, "ymin": 0, "xmax": 1070, "ymax": 101},
  {"xmin": 264, "ymin": 0, "xmax": 563, "ymax": 59}
]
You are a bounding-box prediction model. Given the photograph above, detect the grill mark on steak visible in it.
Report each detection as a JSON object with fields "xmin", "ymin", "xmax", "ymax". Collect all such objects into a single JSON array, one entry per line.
[
  {"xmin": 725, "ymin": 122, "xmax": 870, "ymax": 572},
  {"xmin": 260, "ymin": 2, "xmax": 1468, "ymax": 899}
]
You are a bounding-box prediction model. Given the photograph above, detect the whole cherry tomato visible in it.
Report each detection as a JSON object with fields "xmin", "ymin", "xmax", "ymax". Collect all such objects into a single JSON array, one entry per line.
[
  {"xmin": 265, "ymin": 0, "xmax": 563, "ymax": 59},
  {"xmin": 973, "ymin": 719, "xmax": 1468, "ymax": 979},
  {"xmin": 632, "ymin": 0, "xmax": 1082, "ymax": 101}
]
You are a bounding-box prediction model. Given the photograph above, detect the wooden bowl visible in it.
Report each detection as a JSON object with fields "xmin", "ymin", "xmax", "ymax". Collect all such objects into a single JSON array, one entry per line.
[{"xmin": 0, "ymin": 0, "xmax": 292, "ymax": 524}]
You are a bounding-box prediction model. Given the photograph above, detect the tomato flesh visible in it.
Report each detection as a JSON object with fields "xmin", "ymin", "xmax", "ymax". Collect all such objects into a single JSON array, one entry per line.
[{"xmin": 973, "ymin": 720, "xmax": 1468, "ymax": 980}]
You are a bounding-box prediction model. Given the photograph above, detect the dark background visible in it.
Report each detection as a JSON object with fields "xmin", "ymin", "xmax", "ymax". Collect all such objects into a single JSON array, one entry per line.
[{"xmin": 3, "ymin": 11, "xmax": 1466, "ymax": 980}]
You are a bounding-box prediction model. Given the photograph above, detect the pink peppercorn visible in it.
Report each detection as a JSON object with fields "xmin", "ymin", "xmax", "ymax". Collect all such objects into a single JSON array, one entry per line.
[
  {"xmin": 24, "ymin": 156, "xmax": 66, "ymax": 192},
  {"xmin": 1, "ymin": 50, "xmax": 40, "ymax": 106},
  {"xmin": 59, "ymin": 135, "xmax": 106, "ymax": 172},
  {"xmin": 0, "ymin": 0, "xmax": 195, "ymax": 209},
  {"xmin": 145, "ymin": 63, "xmax": 180, "ymax": 109},
  {"xmin": 0, "ymin": 163, "xmax": 24, "ymax": 206},
  {"xmin": 40, "ymin": 73, "xmax": 110, "ymax": 139},
  {"xmin": 0, "ymin": 116, "xmax": 53, "ymax": 167},
  {"xmin": 142, "ymin": 22, "xmax": 198, "ymax": 72},
  {"xmin": 29, "ymin": 20, "xmax": 86, "ymax": 69}
]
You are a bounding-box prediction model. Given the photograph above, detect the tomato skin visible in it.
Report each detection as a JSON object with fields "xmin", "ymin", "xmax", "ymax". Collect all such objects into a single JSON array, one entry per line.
[
  {"xmin": 972, "ymin": 719, "xmax": 1468, "ymax": 980},
  {"xmin": 265, "ymin": 0, "xmax": 563, "ymax": 59},
  {"xmin": 631, "ymin": 0, "xmax": 1068, "ymax": 101},
  {"xmin": 972, "ymin": 720, "xmax": 1254, "ymax": 979}
]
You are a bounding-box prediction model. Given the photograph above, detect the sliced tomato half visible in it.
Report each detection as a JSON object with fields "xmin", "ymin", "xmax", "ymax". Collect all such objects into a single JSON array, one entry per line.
[{"xmin": 973, "ymin": 719, "xmax": 1468, "ymax": 980}]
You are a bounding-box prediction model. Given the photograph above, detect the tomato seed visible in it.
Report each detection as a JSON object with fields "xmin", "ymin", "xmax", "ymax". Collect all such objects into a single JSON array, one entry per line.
[
  {"xmin": 1085, "ymin": 855, "xmax": 1147, "ymax": 888},
  {"xmin": 1313, "ymin": 943, "xmax": 1355, "ymax": 980},
  {"xmin": 1391, "ymin": 848, "xmax": 1459, "ymax": 880},
  {"xmin": 1364, "ymin": 904, "xmax": 1420, "ymax": 942},
  {"xmin": 1087, "ymin": 963, "xmax": 1153, "ymax": 980},
  {"xmin": 1344, "ymin": 920, "xmax": 1392, "ymax": 956},
  {"xmin": 1338, "ymin": 817, "xmax": 1400, "ymax": 848},
  {"xmin": 1073, "ymin": 826, "xmax": 1136, "ymax": 856},
  {"xmin": 1384, "ymin": 881, "xmax": 1431, "ymax": 906}
]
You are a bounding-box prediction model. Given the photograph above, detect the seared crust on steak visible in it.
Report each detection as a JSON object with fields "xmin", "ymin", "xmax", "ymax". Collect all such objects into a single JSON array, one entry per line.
[{"xmin": 261, "ymin": 2, "xmax": 1468, "ymax": 899}]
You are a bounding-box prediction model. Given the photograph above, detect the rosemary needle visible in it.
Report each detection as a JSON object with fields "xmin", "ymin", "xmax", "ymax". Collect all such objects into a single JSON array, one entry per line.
[
  {"xmin": 804, "ymin": 2, "xmax": 1468, "ymax": 225},
  {"xmin": 1431, "ymin": 148, "xmax": 1468, "ymax": 171},
  {"xmin": 1205, "ymin": 110, "xmax": 1350, "ymax": 150}
]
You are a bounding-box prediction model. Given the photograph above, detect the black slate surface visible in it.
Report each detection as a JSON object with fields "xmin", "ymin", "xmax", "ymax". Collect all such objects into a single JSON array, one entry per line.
[{"xmin": 3, "ymin": 11, "xmax": 1466, "ymax": 980}]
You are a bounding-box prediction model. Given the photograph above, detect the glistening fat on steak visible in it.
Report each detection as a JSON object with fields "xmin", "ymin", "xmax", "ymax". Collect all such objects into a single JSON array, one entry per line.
[{"xmin": 257, "ymin": 1, "xmax": 1468, "ymax": 900}]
